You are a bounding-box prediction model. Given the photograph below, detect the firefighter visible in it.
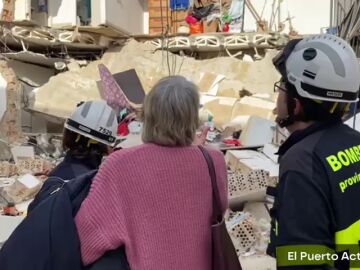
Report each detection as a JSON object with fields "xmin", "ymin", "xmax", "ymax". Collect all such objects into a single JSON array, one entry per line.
[
  {"xmin": 267, "ymin": 34, "xmax": 360, "ymax": 270},
  {"xmin": 49, "ymin": 100, "xmax": 118, "ymax": 179},
  {"xmin": 27, "ymin": 100, "xmax": 118, "ymax": 213}
]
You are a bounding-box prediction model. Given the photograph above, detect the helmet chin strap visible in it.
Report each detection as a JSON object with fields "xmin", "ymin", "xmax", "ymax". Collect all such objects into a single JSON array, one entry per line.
[
  {"xmin": 276, "ymin": 90, "xmax": 297, "ymax": 128},
  {"xmin": 276, "ymin": 115, "xmax": 296, "ymax": 128}
]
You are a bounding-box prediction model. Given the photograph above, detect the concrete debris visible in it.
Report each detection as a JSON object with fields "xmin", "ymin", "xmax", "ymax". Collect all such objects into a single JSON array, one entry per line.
[
  {"xmin": 31, "ymin": 39, "xmax": 280, "ymax": 121},
  {"xmin": 2, "ymin": 174, "xmax": 42, "ymax": 204},
  {"xmin": 0, "ymin": 162, "xmax": 17, "ymax": 177},
  {"xmin": 226, "ymin": 205, "xmax": 271, "ymax": 258},
  {"xmin": 226, "ymin": 150, "xmax": 279, "ymax": 210},
  {"xmin": 7, "ymin": 59, "xmax": 55, "ymax": 87},
  {"xmin": 227, "ymin": 203, "xmax": 275, "ymax": 269},
  {"xmin": 2, "ymin": 51, "xmax": 68, "ymax": 69},
  {"xmin": 0, "ymin": 158, "xmax": 54, "ymax": 177},
  {"xmin": 0, "ymin": 30, "xmax": 286, "ymax": 265}
]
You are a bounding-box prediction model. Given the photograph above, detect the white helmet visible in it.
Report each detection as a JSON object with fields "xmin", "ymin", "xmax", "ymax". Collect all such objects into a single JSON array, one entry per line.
[
  {"xmin": 64, "ymin": 100, "xmax": 118, "ymax": 146},
  {"xmin": 275, "ymin": 34, "xmax": 360, "ymax": 103}
]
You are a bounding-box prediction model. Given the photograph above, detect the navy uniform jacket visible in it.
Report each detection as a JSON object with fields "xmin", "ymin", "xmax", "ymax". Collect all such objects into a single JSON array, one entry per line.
[{"xmin": 267, "ymin": 119, "xmax": 360, "ymax": 270}]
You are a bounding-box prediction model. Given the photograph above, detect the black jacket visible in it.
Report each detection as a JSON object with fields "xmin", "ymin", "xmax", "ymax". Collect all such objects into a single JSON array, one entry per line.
[
  {"xmin": 1, "ymin": 171, "xmax": 129, "ymax": 270},
  {"xmin": 27, "ymin": 152, "xmax": 102, "ymax": 213},
  {"xmin": 0, "ymin": 171, "xmax": 97, "ymax": 270},
  {"xmin": 267, "ymin": 120, "xmax": 360, "ymax": 270},
  {"xmin": 49, "ymin": 152, "xmax": 102, "ymax": 180}
]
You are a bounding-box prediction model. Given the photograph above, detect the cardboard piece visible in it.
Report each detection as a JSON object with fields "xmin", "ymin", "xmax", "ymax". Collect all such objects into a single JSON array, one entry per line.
[
  {"xmin": 240, "ymin": 116, "xmax": 276, "ymax": 147},
  {"xmin": 113, "ymin": 69, "xmax": 146, "ymax": 104},
  {"xmin": 203, "ymin": 19, "xmax": 219, "ymax": 33},
  {"xmin": 98, "ymin": 64, "xmax": 132, "ymax": 113},
  {"xmin": 97, "ymin": 68, "xmax": 146, "ymax": 107}
]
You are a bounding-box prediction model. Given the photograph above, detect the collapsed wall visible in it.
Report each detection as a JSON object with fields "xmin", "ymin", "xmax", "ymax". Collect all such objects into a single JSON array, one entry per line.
[{"xmin": 31, "ymin": 39, "xmax": 280, "ymax": 121}]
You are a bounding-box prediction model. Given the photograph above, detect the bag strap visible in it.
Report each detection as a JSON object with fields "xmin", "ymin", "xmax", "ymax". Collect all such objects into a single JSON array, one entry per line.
[{"xmin": 198, "ymin": 146, "xmax": 223, "ymax": 223}]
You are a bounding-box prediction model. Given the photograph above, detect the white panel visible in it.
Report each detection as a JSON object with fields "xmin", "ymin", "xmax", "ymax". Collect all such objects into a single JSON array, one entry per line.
[
  {"xmin": 14, "ymin": 0, "xmax": 31, "ymax": 21},
  {"xmin": 90, "ymin": 0, "xmax": 104, "ymax": 27},
  {"xmin": 48, "ymin": 0, "xmax": 77, "ymax": 27},
  {"xmin": 0, "ymin": 74, "xmax": 6, "ymax": 122},
  {"xmin": 102, "ymin": 0, "xmax": 145, "ymax": 34},
  {"xmin": 243, "ymin": 0, "xmax": 331, "ymax": 34},
  {"xmin": 143, "ymin": 11, "xmax": 149, "ymax": 34}
]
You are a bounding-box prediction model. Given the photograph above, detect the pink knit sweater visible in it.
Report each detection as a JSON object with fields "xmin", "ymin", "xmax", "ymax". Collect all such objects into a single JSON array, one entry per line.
[{"xmin": 75, "ymin": 143, "xmax": 228, "ymax": 270}]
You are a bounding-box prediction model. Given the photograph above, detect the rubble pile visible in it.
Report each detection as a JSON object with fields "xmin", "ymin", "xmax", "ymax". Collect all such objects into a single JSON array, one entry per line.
[
  {"xmin": 30, "ymin": 39, "xmax": 279, "ymax": 126},
  {"xmin": 0, "ymin": 157, "xmax": 56, "ymax": 207}
]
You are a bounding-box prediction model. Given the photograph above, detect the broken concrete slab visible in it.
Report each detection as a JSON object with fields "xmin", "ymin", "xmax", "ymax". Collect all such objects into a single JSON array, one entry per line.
[
  {"xmin": 3, "ymin": 51, "xmax": 68, "ymax": 68},
  {"xmin": 201, "ymin": 95, "xmax": 238, "ymax": 127},
  {"xmin": 7, "ymin": 59, "xmax": 55, "ymax": 87}
]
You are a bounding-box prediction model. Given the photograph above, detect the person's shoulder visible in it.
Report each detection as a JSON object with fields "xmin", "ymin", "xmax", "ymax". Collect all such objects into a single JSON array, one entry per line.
[{"xmin": 109, "ymin": 144, "xmax": 156, "ymax": 161}]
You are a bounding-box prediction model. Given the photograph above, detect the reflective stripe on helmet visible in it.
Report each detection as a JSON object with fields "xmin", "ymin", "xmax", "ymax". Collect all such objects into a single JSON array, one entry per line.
[
  {"xmin": 66, "ymin": 118, "xmax": 116, "ymax": 144},
  {"xmin": 301, "ymin": 82, "xmax": 358, "ymax": 102}
]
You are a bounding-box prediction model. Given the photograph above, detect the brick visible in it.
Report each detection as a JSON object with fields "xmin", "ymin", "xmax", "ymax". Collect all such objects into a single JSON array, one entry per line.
[
  {"xmin": 148, "ymin": 0, "xmax": 169, "ymax": 8},
  {"xmin": 149, "ymin": 7, "xmax": 170, "ymax": 18}
]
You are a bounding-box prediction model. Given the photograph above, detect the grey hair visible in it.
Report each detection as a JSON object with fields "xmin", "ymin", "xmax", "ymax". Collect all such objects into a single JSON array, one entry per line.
[{"xmin": 142, "ymin": 76, "xmax": 200, "ymax": 146}]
